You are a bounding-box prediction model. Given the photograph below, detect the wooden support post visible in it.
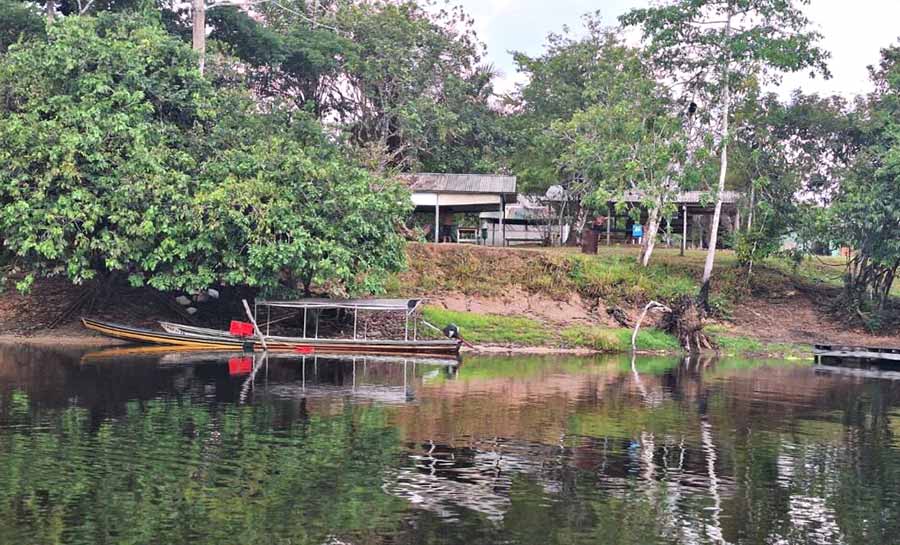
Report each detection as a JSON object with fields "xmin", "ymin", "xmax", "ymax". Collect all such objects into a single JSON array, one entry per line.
[
  {"xmin": 681, "ymin": 205, "xmax": 687, "ymax": 256},
  {"xmin": 606, "ymin": 203, "xmax": 612, "ymax": 246},
  {"xmin": 434, "ymin": 195, "xmax": 440, "ymax": 243},
  {"xmin": 499, "ymin": 196, "xmax": 506, "ymax": 246},
  {"xmin": 241, "ymin": 299, "xmax": 268, "ymax": 351}
]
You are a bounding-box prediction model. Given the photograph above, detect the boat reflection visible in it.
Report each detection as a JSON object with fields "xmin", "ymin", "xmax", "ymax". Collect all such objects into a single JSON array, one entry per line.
[{"xmin": 79, "ymin": 346, "xmax": 460, "ymax": 406}]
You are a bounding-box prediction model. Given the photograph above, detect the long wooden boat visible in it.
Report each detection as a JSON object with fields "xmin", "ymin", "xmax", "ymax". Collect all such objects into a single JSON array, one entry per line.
[{"xmin": 82, "ymin": 318, "xmax": 461, "ymax": 358}]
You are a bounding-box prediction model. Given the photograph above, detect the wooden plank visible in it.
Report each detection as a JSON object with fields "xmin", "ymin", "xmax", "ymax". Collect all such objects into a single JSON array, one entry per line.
[{"xmin": 814, "ymin": 349, "xmax": 900, "ymax": 362}]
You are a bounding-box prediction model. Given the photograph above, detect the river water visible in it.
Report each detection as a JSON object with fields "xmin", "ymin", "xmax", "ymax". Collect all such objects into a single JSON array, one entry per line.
[{"xmin": 0, "ymin": 345, "xmax": 898, "ymax": 545}]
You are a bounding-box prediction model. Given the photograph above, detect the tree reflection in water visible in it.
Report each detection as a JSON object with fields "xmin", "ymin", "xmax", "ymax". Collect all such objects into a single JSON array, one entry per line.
[{"xmin": 0, "ymin": 345, "xmax": 898, "ymax": 544}]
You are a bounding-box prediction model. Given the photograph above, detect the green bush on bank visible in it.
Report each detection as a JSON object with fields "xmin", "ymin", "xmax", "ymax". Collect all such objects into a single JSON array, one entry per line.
[{"xmin": 0, "ymin": 14, "xmax": 409, "ymax": 296}]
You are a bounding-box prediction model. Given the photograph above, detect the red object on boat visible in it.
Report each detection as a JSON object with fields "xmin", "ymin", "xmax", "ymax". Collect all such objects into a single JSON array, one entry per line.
[
  {"xmin": 229, "ymin": 320, "xmax": 255, "ymax": 337},
  {"xmin": 294, "ymin": 346, "xmax": 315, "ymax": 354},
  {"xmin": 228, "ymin": 356, "xmax": 253, "ymax": 375}
]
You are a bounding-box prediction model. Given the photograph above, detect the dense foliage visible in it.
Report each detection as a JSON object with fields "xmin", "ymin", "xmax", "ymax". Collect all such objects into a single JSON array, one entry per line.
[
  {"xmin": 0, "ymin": 14, "xmax": 409, "ymax": 295},
  {"xmin": 205, "ymin": 0, "xmax": 504, "ymax": 173},
  {"xmin": 816, "ymin": 47, "xmax": 900, "ymax": 319},
  {"xmin": 552, "ymin": 33, "xmax": 695, "ymax": 266}
]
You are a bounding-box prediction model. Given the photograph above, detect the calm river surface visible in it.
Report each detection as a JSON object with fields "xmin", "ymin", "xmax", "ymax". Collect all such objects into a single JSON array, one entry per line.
[{"xmin": 1, "ymin": 345, "xmax": 899, "ymax": 545}]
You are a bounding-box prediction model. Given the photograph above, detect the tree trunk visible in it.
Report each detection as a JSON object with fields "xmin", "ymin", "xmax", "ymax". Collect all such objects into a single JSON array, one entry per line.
[
  {"xmin": 660, "ymin": 296, "xmax": 715, "ymax": 353},
  {"xmin": 639, "ymin": 200, "xmax": 662, "ymax": 267},
  {"xmin": 192, "ymin": 0, "xmax": 206, "ymax": 75},
  {"xmin": 45, "ymin": 0, "xmax": 55, "ymax": 23},
  {"xmin": 746, "ymin": 182, "xmax": 755, "ymax": 232},
  {"xmin": 700, "ymin": 7, "xmax": 733, "ymax": 302}
]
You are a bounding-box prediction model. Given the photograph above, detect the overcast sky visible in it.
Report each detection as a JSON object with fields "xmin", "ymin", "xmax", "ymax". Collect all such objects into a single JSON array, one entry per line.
[{"xmin": 451, "ymin": 0, "xmax": 900, "ymax": 99}]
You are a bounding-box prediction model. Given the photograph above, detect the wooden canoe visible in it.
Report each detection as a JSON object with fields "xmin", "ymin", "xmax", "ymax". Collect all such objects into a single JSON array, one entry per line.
[{"xmin": 81, "ymin": 318, "xmax": 461, "ymax": 358}]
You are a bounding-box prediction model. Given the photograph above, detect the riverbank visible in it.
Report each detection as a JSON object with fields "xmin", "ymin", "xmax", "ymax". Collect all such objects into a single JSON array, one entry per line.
[
  {"xmin": 392, "ymin": 243, "xmax": 897, "ymax": 356},
  {"xmin": 0, "ymin": 243, "xmax": 895, "ymax": 358}
]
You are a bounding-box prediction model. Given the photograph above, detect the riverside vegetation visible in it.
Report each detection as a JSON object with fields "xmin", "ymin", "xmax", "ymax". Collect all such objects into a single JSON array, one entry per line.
[{"xmin": 0, "ymin": 2, "xmax": 897, "ymax": 346}]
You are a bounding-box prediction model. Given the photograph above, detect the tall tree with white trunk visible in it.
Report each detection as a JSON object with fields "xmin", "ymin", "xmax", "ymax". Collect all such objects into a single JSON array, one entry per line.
[
  {"xmin": 621, "ymin": 0, "xmax": 830, "ymax": 301},
  {"xmin": 553, "ymin": 34, "xmax": 695, "ymax": 267}
]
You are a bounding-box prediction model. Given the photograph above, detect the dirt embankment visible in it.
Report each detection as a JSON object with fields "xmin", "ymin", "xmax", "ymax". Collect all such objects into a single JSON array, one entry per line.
[
  {"xmin": 396, "ymin": 243, "xmax": 898, "ymax": 348},
  {"xmin": 0, "ymin": 243, "xmax": 896, "ymax": 348}
]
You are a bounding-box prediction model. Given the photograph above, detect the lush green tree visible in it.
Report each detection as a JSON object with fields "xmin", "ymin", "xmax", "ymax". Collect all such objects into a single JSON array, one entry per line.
[
  {"xmin": 729, "ymin": 90, "xmax": 858, "ymax": 273},
  {"xmin": 203, "ymin": 0, "xmax": 503, "ymax": 173},
  {"xmin": 507, "ymin": 14, "xmax": 614, "ymax": 195},
  {"xmin": 621, "ymin": 0, "xmax": 830, "ymax": 300},
  {"xmin": 553, "ymin": 37, "xmax": 693, "ymax": 266},
  {"xmin": 0, "ymin": 1, "xmax": 45, "ymax": 54},
  {"xmin": 818, "ymin": 46, "xmax": 900, "ymax": 321},
  {"xmin": 336, "ymin": 0, "xmax": 491, "ymax": 171},
  {"xmin": 0, "ymin": 14, "xmax": 214, "ymax": 291},
  {"xmin": 183, "ymin": 136, "xmax": 411, "ymax": 296},
  {"xmin": 207, "ymin": 2, "xmax": 353, "ymax": 118},
  {"xmin": 0, "ymin": 13, "xmax": 409, "ymax": 296}
]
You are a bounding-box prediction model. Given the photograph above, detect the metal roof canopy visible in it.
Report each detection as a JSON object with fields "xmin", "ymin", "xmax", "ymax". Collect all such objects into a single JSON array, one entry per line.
[
  {"xmin": 615, "ymin": 190, "xmax": 743, "ymax": 206},
  {"xmin": 401, "ymin": 173, "xmax": 517, "ymax": 199},
  {"xmin": 255, "ymin": 298, "xmax": 423, "ymax": 312}
]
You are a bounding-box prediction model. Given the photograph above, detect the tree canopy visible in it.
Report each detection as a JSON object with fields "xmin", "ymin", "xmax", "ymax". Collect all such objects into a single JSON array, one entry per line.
[
  {"xmin": 621, "ymin": 0, "xmax": 831, "ymax": 293},
  {"xmin": 0, "ymin": 14, "xmax": 409, "ymax": 295}
]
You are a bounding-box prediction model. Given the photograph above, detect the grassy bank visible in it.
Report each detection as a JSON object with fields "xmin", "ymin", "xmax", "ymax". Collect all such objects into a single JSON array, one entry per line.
[
  {"xmin": 423, "ymin": 305, "xmax": 676, "ymax": 352},
  {"xmin": 422, "ymin": 306, "xmax": 808, "ymax": 357},
  {"xmin": 397, "ymin": 244, "xmax": 837, "ymax": 317},
  {"xmin": 394, "ymin": 243, "xmax": 896, "ymax": 355},
  {"xmin": 705, "ymin": 325, "xmax": 811, "ymax": 359}
]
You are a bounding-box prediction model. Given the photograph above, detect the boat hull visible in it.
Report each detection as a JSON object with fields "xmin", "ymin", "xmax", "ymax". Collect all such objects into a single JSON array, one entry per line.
[{"xmin": 82, "ymin": 318, "xmax": 461, "ymax": 358}]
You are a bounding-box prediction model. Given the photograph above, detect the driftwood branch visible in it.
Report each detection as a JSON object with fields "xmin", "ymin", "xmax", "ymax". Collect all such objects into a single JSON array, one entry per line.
[{"xmin": 631, "ymin": 300, "xmax": 672, "ymax": 351}]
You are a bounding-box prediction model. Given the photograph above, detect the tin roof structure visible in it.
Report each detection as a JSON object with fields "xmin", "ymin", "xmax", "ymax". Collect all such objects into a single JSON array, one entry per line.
[{"xmin": 400, "ymin": 173, "xmax": 517, "ymax": 197}]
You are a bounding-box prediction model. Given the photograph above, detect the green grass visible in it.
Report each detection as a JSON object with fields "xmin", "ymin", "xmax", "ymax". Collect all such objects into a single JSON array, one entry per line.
[
  {"xmin": 705, "ymin": 325, "xmax": 811, "ymax": 358},
  {"xmin": 423, "ymin": 305, "xmax": 814, "ymax": 359},
  {"xmin": 560, "ymin": 325, "xmax": 621, "ymax": 351},
  {"xmin": 399, "ymin": 244, "xmax": 892, "ymax": 354},
  {"xmin": 560, "ymin": 325, "xmax": 680, "ymax": 352},
  {"xmin": 423, "ymin": 307, "xmax": 680, "ymax": 351},
  {"xmin": 566, "ymin": 254, "xmax": 698, "ymax": 305},
  {"xmin": 422, "ymin": 306, "xmax": 551, "ymax": 345}
]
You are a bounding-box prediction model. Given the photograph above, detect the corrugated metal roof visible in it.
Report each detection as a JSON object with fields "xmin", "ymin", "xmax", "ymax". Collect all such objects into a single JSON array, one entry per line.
[
  {"xmin": 618, "ymin": 190, "xmax": 743, "ymax": 205},
  {"xmin": 400, "ymin": 173, "xmax": 517, "ymax": 195},
  {"xmin": 256, "ymin": 298, "xmax": 423, "ymax": 311}
]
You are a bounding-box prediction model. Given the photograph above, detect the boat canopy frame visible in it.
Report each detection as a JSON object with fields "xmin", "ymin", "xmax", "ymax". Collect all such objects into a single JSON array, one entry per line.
[{"xmin": 253, "ymin": 298, "xmax": 426, "ymax": 342}]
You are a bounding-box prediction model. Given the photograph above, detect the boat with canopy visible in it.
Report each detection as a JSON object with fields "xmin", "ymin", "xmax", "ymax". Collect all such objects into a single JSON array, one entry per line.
[{"xmin": 82, "ymin": 298, "xmax": 461, "ymax": 358}]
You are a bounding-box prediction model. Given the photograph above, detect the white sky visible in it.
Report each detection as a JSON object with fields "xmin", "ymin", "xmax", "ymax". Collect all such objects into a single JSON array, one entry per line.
[{"xmin": 450, "ymin": 0, "xmax": 900, "ymax": 99}]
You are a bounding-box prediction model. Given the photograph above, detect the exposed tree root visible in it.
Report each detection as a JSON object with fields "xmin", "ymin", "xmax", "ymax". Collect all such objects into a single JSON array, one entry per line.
[
  {"xmin": 659, "ymin": 295, "xmax": 716, "ymax": 353},
  {"xmin": 47, "ymin": 280, "xmax": 100, "ymax": 329}
]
